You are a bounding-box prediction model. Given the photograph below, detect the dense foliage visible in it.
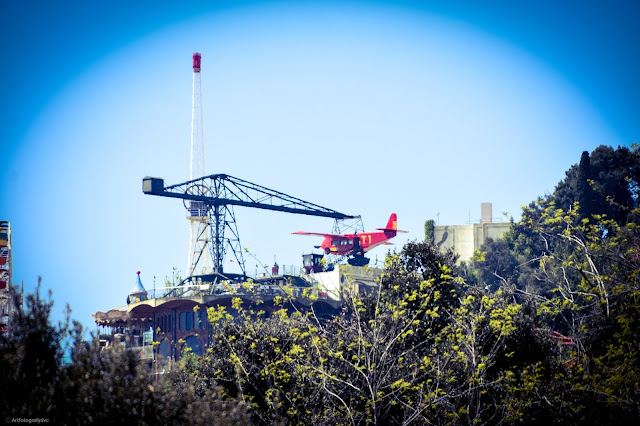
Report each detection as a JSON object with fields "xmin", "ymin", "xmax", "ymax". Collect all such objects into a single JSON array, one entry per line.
[
  {"xmin": 2, "ymin": 144, "xmax": 638, "ymax": 424},
  {"xmin": 471, "ymin": 144, "xmax": 640, "ymax": 423},
  {"xmin": 0, "ymin": 280, "xmax": 250, "ymax": 424},
  {"xmin": 177, "ymin": 243, "xmax": 559, "ymax": 425}
]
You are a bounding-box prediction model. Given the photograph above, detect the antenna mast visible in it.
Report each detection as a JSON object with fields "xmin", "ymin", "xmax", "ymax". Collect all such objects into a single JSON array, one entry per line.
[{"xmin": 187, "ymin": 52, "xmax": 212, "ymax": 276}]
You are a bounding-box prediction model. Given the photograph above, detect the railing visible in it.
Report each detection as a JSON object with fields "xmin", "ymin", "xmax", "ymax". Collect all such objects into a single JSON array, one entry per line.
[
  {"xmin": 251, "ymin": 266, "xmax": 301, "ymax": 277},
  {"xmin": 465, "ymin": 217, "xmax": 506, "ymax": 224},
  {"xmin": 157, "ymin": 280, "xmax": 342, "ymax": 303}
]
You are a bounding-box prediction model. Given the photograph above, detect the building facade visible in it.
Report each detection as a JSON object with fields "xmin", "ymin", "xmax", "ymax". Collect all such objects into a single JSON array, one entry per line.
[
  {"xmin": 94, "ymin": 265, "xmax": 382, "ymax": 369},
  {"xmin": 1, "ymin": 221, "xmax": 21, "ymax": 335},
  {"xmin": 432, "ymin": 203, "xmax": 510, "ymax": 262}
]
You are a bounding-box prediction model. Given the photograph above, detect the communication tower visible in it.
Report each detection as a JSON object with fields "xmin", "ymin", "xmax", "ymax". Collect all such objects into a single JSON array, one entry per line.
[{"xmin": 187, "ymin": 53, "xmax": 213, "ymax": 277}]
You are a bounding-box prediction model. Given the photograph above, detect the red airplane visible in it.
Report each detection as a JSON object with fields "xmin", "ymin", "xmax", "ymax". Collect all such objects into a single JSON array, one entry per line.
[{"xmin": 293, "ymin": 213, "xmax": 407, "ymax": 257}]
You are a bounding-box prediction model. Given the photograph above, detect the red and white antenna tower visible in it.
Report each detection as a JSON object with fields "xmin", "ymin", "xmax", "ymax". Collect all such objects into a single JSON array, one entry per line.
[
  {"xmin": 187, "ymin": 52, "xmax": 212, "ymax": 277},
  {"xmin": 190, "ymin": 53, "xmax": 204, "ymax": 182}
]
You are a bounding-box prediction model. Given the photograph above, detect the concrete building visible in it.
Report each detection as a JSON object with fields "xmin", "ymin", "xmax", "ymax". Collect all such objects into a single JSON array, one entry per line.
[{"xmin": 432, "ymin": 203, "xmax": 510, "ymax": 262}]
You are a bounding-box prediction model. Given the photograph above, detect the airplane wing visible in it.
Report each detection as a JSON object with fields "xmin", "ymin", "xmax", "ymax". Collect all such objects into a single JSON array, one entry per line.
[{"xmin": 292, "ymin": 231, "xmax": 347, "ymax": 238}]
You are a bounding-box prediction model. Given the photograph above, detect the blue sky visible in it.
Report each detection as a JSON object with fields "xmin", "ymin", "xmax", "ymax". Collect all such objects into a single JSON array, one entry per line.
[{"xmin": 1, "ymin": 0, "xmax": 638, "ymax": 330}]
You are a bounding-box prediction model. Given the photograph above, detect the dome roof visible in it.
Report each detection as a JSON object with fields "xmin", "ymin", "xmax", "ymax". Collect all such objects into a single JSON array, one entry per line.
[{"xmin": 129, "ymin": 271, "xmax": 148, "ymax": 297}]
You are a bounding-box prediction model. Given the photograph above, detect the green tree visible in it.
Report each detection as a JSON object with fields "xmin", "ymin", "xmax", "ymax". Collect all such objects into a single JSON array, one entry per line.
[
  {"xmin": 471, "ymin": 237, "xmax": 519, "ymax": 292},
  {"xmin": 576, "ymin": 150, "xmax": 595, "ymax": 219},
  {"xmin": 185, "ymin": 292, "xmax": 327, "ymax": 425},
  {"xmin": 182, "ymin": 243, "xmax": 556, "ymax": 425},
  {"xmin": 0, "ymin": 279, "xmax": 250, "ymax": 424},
  {"xmin": 0, "ymin": 279, "xmax": 68, "ymax": 418},
  {"xmin": 515, "ymin": 201, "xmax": 640, "ymax": 423},
  {"xmin": 554, "ymin": 144, "xmax": 640, "ymax": 224},
  {"xmin": 424, "ymin": 219, "xmax": 435, "ymax": 244}
]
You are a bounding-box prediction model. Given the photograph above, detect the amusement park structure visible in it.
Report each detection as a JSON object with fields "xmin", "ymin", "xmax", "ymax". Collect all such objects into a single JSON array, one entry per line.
[
  {"xmin": 94, "ymin": 52, "xmax": 389, "ymax": 367},
  {"xmin": 145, "ymin": 53, "xmax": 359, "ymax": 279}
]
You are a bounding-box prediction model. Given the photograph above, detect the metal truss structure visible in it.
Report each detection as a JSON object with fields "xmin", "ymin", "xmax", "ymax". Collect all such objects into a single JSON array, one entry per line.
[
  {"xmin": 331, "ymin": 216, "xmax": 365, "ymax": 235},
  {"xmin": 143, "ymin": 174, "xmax": 357, "ymax": 276}
]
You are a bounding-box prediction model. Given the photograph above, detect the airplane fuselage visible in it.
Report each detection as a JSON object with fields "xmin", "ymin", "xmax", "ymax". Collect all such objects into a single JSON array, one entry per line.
[{"xmin": 321, "ymin": 230, "xmax": 396, "ymax": 255}]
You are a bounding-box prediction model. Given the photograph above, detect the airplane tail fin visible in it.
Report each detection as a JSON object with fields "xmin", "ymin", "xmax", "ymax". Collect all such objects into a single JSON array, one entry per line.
[
  {"xmin": 385, "ymin": 213, "xmax": 398, "ymax": 231},
  {"xmin": 377, "ymin": 213, "xmax": 407, "ymax": 233}
]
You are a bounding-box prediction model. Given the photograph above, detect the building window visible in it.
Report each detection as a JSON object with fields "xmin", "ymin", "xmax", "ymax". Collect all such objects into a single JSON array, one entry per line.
[
  {"xmin": 200, "ymin": 311, "xmax": 206, "ymax": 329},
  {"xmin": 186, "ymin": 311, "xmax": 192, "ymax": 331},
  {"xmin": 158, "ymin": 339, "xmax": 171, "ymax": 362},
  {"xmin": 179, "ymin": 312, "xmax": 185, "ymax": 331},
  {"xmin": 182, "ymin": 335, "xmax": 203, "ymax": 357}
]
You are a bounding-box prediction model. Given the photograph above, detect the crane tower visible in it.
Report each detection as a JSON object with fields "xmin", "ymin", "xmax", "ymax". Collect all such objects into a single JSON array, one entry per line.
[{"xmin": 187, "ymin": 52, "xmax": 213, "ymax": 277}]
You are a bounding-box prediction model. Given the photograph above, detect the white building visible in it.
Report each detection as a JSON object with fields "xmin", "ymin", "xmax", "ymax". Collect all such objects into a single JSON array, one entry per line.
[{"xmin": 432, "ymin": 203, "xmax": 510, "ymax": 262}]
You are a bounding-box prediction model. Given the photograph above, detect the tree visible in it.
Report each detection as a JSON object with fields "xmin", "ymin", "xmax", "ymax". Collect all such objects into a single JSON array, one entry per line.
[
  {"xmin": 424, "ymin": 220, "xmax": 435, "ymax": 245},
  {"xmin": 554, "ymin": 144, "xmax": 640, "ymax": 224},
  {"xmin": 576, "ymin": 150, "xmax": 595, "ymax": 219},
  {"xmin": 179, "ymin": 287, "xmax": 332, "ymax": 425},
  {"xmin": 465, "ymin": 145, "xmax": 640, "ymax": 423},
  {"xmin": 471, "ymin": 237, "xmax": 519, "ymax": 292},
  {"xmin": 182, "ymin": 242, "xmax": 556, "ymax": 425},
  {"xmin": 514, "ymin": 201, "xmax": 640, "ymax": 423},
  {"xmin": 0, "ymin": 279, "xmax": 68, "ymax": 418},
  {"xmin": 0, "ymin": 279, "xmax": 250, "ymax": 424}
]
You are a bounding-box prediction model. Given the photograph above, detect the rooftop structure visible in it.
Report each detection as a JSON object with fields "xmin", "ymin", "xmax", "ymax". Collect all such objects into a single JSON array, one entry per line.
[{"xmin": 127, "ymin": 271, "xmax": 148, "ymax": 304}]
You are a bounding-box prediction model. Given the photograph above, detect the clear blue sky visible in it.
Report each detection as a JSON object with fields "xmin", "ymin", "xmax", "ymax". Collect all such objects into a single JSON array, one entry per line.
[{"xmin": 1, "ymin": 0, "xmax": 638, "ymax": 330}]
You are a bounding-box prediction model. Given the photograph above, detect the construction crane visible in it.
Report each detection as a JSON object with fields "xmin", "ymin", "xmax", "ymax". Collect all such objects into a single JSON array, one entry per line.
[{"xmin": 143, "ymin": 174, "xmax": 358, "ymax": 277}]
